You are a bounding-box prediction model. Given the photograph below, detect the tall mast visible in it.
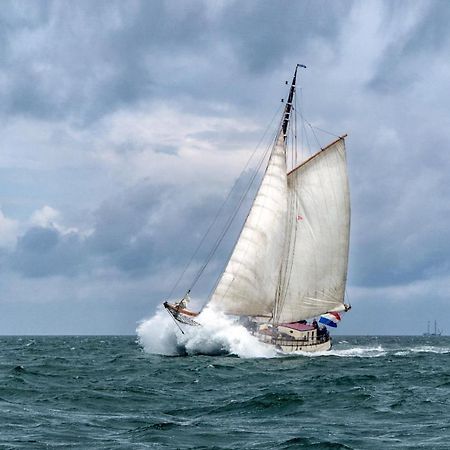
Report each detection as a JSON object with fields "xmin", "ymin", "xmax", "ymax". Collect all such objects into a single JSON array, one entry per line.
[
  {"xmin": 272, "ymin": 64, "xmax": 307, "ymax": 323},
  {"xmin": 281, "ymin": 64, "xmax": 306, "ymax": 141}
]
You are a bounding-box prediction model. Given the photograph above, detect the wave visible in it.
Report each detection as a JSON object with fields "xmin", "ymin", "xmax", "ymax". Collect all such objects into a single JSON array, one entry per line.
[
  {"xmin": 304, "ymin": 345, "xmax": 450, "ymax": 358},
  {"xmin": 290, "ymin": 345, "xmax": 387, "ymax": 358},
  {"xmin": 136, "ymin": 306, "xmax": 276, "ymax": 358},
  {"xmin": 394, "ymin": 346, "xmax": 450, "ymax": 356}
]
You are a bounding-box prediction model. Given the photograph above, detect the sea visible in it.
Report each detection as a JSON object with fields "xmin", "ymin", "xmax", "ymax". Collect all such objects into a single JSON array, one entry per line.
[{"xmin": 1, "ymin": 311, "xmax": 449, "ymax": 449}]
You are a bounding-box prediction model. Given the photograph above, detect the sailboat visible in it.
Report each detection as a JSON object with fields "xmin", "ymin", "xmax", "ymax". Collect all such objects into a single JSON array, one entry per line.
[
  {"xmin": 423, "ymin": 320, "xmax": 442, "ymax": 337},
  {"xmin": 164, "ymin": 64, "xmax": 351, "ymax": 352}
]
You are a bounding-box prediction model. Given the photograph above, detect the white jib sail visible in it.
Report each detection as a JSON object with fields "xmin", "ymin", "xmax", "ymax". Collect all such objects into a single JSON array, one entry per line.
[
  {"xmin": 275, "ymin": 138, "xmax": 350, "ymax": 323},
  {"xmin": 208, "ymin": 134, "xmax": 288, "ymax": 316}
]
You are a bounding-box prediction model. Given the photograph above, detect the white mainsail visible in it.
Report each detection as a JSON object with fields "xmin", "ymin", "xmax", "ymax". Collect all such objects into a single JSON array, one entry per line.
[
  {"xmin": 203, "ymin": 65, "xmax": 350, "ymax": 327},
  {"xmin": 275, "ymin": 137, "xmax": 350, "ymax": 323},
  {"xmin": 208, "ymin": 134, "xmax": 288, "ymax": 317},
  {"xmin": 162, "ymin": 66, "xmax": 348, "ymax": 354}
]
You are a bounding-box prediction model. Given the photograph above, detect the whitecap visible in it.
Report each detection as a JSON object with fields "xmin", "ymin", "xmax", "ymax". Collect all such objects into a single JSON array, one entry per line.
[
  {"xmin": 409, "ymin": 346, "xmax": 450, "ymax": 354},
  {"xmin": 137, "ymin": 305, "xmax": 277, "ymax": 358},
  {"xmin": 290, "ymin": 345, "xmax": 387, "ymax": 358}
]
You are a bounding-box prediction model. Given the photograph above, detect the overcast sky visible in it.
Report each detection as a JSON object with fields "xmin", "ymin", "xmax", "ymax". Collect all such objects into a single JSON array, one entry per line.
[{"xmin": 1, "ymin": 0, "xmax": 449, "ymax": 335}]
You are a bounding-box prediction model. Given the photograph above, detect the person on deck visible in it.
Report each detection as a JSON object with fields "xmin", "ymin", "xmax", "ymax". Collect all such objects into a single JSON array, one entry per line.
[{"xmin": 178, "ymin": 291, "xmax": 191, "ymax": 309}]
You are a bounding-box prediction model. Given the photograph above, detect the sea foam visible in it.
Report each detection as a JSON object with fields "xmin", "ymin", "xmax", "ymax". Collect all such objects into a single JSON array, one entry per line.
[
  {"xmin": 291, "ymin": 345, "xmax": 387, "ymax": 358},
  {"xmin": 136, "ymin": 305, "xmax": 276, "ymax": 358}
]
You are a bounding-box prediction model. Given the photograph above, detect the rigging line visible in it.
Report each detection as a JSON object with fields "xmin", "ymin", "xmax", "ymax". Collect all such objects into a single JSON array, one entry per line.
[
  {"xmin": 290, "ymin": 114, "xmax": 295, "ymax": 169},
  {"xmin": 166, "ymin": 104, "xmax": 283, "ymax": 300},
  {"xmin": 195, "ymin": 137, "xmax": 274, "ymax": 296},
  {"xmin": 273, "ymin": 192, "xmax": 293, "ymax": 322},
  {"xmin": 310, "ymin": 125, "xmax": 341, "ymax": 139},
  {"xmin": 216, "ymin": 105, "xmax": 289, "ymax": 301},
  {"xmin": 193, "ymin": 71, "xmax": 298, "ymax": 301},
  {"xmin": 299, "ymin": 87, "xmax": 304, "ymax": 161},
  {"xmin": 296, "ymin": 111, "xmax": 316, "ymax": 151},
  {"xmin": 189, "ymin": 116, "xmax": 279, "ymax": 293},
  {"xmin": 287, "ymin": 81, "xmax": 298, "ymax": 170},
  {"xmin": 289, "ymin": 121, "xmax": 293, "ymax": 169},
  {"xmin": 302, "ymin": 119, "xmax": 312, "ymax": 156},
  {"xmin": 297, "ymin": 88, "xmax": 311, "ymax": 159},
  {"xmin": 165, "ymin": 308, "xmax": 185, "ymax": 334},
  {"xmin": 308, "ymin": 122, "xmax": 323, "ymax": 151},
  {"xmin": 205, "ymin": 133, "xmax": 276, "ymax": 302},
  {"xmin": 344, "ymin": 289, "xmax": 351, "ymax": 306},
  {"xmin": 298, "ymin": 111, "xmax": 341, "ymax": 143},
  {"xmin": 294, "ymin": 88, "xmax": 298, "ymax": 167},
  {"xmin": 275, "ymin": 189, "xmax": 299, "ymax": 323},
  {"xmin": 189, "ymin": 126, "xmax": 277, "ymax": 293},
  {"xmin": 216, "ymin": 96, "xmax": 292, "ymax": 306},
  {"xmin": 198, "ymin": 106, "xmax": 289, "ymax": 299}
]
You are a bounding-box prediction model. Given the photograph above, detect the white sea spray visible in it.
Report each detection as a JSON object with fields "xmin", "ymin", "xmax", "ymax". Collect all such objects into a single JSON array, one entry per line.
[{"xmin": 136, "ymin": 306, "xmax": 276, "ymax": 358}]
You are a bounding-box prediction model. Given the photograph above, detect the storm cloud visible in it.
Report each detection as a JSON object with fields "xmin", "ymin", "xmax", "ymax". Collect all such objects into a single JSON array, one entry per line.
[{"xmin": 1, "ymin": 0, "xmax": 449, "ymax": 334}]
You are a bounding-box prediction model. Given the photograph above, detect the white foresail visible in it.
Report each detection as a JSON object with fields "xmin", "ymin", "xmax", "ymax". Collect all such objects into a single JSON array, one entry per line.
[
  {"xmin": 275, "ymin": 138, "xmax": 350, "ymax": 323},
  {"xmin": 208, "ymin": 134, "xmax": 288, "ymax": 316}
]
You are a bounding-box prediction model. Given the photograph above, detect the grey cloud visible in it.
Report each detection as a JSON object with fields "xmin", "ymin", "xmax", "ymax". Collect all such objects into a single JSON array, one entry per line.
[
  {"xmin": 153, "ymin": 145, "xmax": 178, "ymax": 156},
  {"xmin": 217, "ymin": 0, "xmax": 349, "ymax": 74},
  {"xmin": 11, "ymin": 226, "xmax": 85, "ymax": 277},
  {"xmin": 367, "ymin": 1, "xmax": 450, "ymax": 94},
  {"xmin": 0, "ymin": 1, "xmax": 211, "ymax": 121},
  {"xmin": 401, "ymin": 1, "xmax": 450, "ymax": 54},
  {"xmin": 0, "ymin": 0, "xmax": 350, "ymax": 123},
  {"xmin": 348, "ymin": 123, "xmax": 450, "ymax": 288},
  {"xmin": 2, "ymin": 0, "xmax": 450, "ymax": 334},
  {"xmin": 86, "ymin": 178, "xmax": 249, "ymax": 283},
  {"xmin": 4, "ymin": 175, "xmax": 246, "ymax": 283}
]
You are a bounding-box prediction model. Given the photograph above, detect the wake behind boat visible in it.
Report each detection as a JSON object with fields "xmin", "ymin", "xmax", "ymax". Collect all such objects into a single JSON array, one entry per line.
[{"xmin": 162, "ymin": 64, "xmax": 351, "ymax": 353}]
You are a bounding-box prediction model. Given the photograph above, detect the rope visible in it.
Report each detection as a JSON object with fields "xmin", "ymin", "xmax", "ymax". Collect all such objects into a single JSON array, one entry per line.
[
  {"xmin": 294, "ymin": 90, "xmax": 298, "ymax": 167},
  {"xmin": 298, "ymin": 111, "xmax": 341, "ymax": 148},
  {"xmin": 164, "ymin": 307, "xmax": 185, "ymax": 334},
  {"xmin": 190, "ymin": 130, "xmax": 276, "ymax": 293},
  {"xmin": 205, "ymin": 131, "xmax": 277, "ymax": 301},
  {"xmin": 175, "ymin": 105, "xmax": 282, "ymax": 297},
  {"xmin": 308, "ymin": 123, "xmax": 323, "ymax": 151},
  {"xmin": 310, "ymin": 125, "xmax": 340, "ymax": 139}
]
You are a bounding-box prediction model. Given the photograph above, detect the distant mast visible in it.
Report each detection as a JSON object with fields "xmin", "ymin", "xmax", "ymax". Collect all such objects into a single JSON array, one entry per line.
[{"xmin": 423, "ymin": 320, "xmax": 442, "ymax": 336}]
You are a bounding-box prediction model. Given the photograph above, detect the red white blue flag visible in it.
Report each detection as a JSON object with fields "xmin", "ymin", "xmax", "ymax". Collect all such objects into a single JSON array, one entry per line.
[{"xmin": 319, "ymin": 311, "xmax": 341, "ymax": 328}]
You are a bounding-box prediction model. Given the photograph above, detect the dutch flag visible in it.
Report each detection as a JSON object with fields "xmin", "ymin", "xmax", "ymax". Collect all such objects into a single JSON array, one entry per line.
[{"xmin": 319, "ymin": 311, "xmax": 341, "ymax": 328}]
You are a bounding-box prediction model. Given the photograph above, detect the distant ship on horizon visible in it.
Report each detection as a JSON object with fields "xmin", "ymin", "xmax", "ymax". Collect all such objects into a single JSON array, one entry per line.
[{"xmin": 423, "ymin": 320, "xmax": 442, "ymax": 337}]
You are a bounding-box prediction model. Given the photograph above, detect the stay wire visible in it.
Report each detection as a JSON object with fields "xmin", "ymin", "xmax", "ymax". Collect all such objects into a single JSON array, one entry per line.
[
  {"xmin": 302, "ymin": 119, "xmax": 312, "ymax": 156},
  {"xmin": 205, "ymin": 109, "xmax": 289, "ymax": 302},
  {"xmin": 205, "ymin": 131, "xmax": 278, "ymax": 301},
  {"xmin": 294, "ymin": 88, "xmax": 298, "ymax": 167},
  {"xmin": 311, "ymin": 125, "xmax": 341, "ymax": 139},
  {"xmin": 301, "ymin": 118, "xmax": 322, "ymax": 150},
  {"xmin": 167, "ymin": 104, "xmax": 283, "ymax": 300},
  {"xmin": 191, "ymin": 129, "xmax": 277, "ymax": 294},
  {"xmin": 298, "ymin": 111, "xmax": 341, "ymax": 147},
  {"xmin": 164, "ymin": 308, "xmax": 185, "ymax": 334}
]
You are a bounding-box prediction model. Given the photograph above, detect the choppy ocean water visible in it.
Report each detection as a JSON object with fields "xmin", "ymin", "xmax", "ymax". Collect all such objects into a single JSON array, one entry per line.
[{"xmin": 1, "ymin": 334, "xmax": 449, "ymax": 449}]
